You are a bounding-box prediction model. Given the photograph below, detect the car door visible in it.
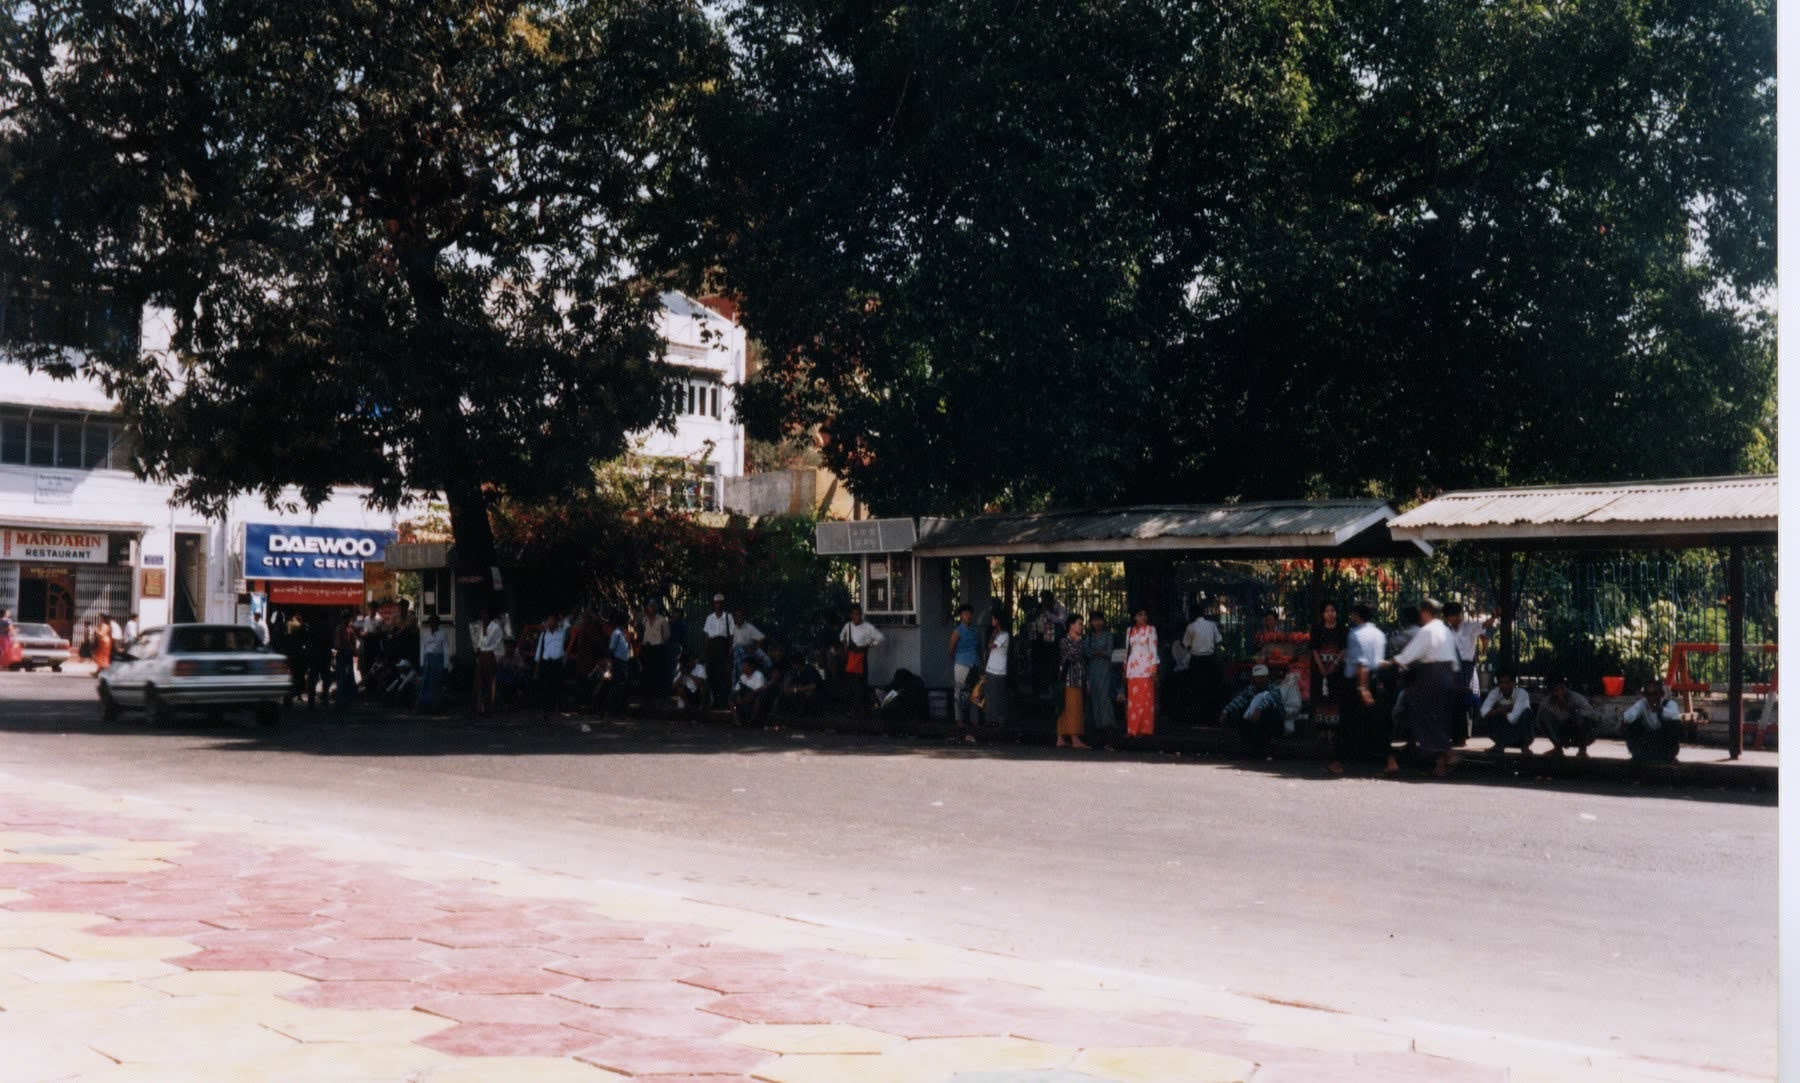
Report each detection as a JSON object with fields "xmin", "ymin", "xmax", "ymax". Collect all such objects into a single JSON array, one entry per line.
[{"xmin": 113, "ymin": 631, "xmax": 160, "ymax": 705}]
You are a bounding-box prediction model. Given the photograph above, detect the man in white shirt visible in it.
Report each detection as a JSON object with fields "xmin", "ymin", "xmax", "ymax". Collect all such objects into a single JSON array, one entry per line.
[
  {"xmin": 417, "ymin": 613, "xmax": 450, "ymax": 712},
  {"xmin": 839, "ymin": 605, "xmax": 884, "ymax": 718},
  {"xmin": 672, "ymin": 649, "xmax": 709, "ymax": 715},
  {"xmin": 1443, "ymin": 602, "xmax": 1494, "ymax": 746},
  {"xmin": 535, "ymin": 613, "xmax": 569, "ymax": 717},
  {"xmin": 1331, "ymin": 603, "xmax": 1396, "ymax": 775},
  {"xmin": 731, "ymin": 658, "xmax": 774, "ymax": 725},
  {"xmin": 1622, "ymin": 679, "xmax": 1682, "ymax": 764},
  {"xmin": 1181, "ymin": 607, "xmax": 1224, "ymax": 719},
  {"xmin": 1390, "ymin": 598, "xmax": 1460, "ymax": 776},
  {"xmin": 472, "ymin": 608, "xmax": 505, "ymax": 716},
  {"xmin": 730, "ymin": 607, "xmax": 768, "ymax": 674},
  {"xmin": 1480, "ymin": 671, "xmax": 1533, "ymax": 754},
  {"xmin": 636, "ymin": 602, "xmax": 671, "ymax": 702},
  {"xmin": 702, "ymin": 595, "xmax": 736, "ymax": 705},
  {"xmin": 1537, "ymin": 675, "xmax": 1600, "ymax": 757}
]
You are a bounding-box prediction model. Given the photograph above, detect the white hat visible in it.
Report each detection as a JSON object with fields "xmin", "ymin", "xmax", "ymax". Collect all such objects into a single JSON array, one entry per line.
[
  {"xmin": 713, "ymin": 593, "xmax": 725, "ymax": 602},
  {"xmin": 1251, "ymin": 664, "xmax": 1270, "ymax": 677}
]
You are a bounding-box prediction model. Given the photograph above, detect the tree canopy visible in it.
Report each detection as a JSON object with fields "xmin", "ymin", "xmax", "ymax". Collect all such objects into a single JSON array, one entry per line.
[
  {"xmin": 710, "ymin": 0, "xmax": 1775, "ymax": 515},
  {"xmin": 0, "ymin": 0, "xmax": 725, "ymax": 598}
]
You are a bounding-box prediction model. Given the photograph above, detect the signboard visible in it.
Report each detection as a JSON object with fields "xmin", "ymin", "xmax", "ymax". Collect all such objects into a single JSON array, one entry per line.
[
  {"xmin": 267, "ymin": 581, "xmax": 365, "ymax": 606},
  {"xmin": 142, "ymin": 553, "xmax": 166, "ymax": 568},
  {"xmin": 0, "ymin": 528, "xmax": 108, "ymax": 564},
  {"xmin": 34, "ymin": 472, "xmax": 77, "ymax": 505},
  {"xmin": 140, "ymin": 569, "xmax": 166, "ymax": 599},
  {"xmin": 242, "ymin": 524, "xmax": 394, "ymax": 583}
]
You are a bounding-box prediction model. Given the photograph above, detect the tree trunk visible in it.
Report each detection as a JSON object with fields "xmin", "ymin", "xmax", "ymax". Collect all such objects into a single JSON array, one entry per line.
[{"xmin": 444, "ymin": 471, "xmax": 499, "ymax": 622}]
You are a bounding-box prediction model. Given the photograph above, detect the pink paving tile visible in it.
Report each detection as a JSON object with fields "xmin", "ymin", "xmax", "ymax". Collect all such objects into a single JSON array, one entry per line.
[
  {"xmin": 96, "ymin": 900, "xmax": 220, "ymax": 921},
  {"xmin": 555, "ymin": 981, "xmax": 720, "ymax": 1012},
  {"xmin": 576, "ymin": 1037, "xmax": 773, "ymax": 1077},
  {"xmin": 542, "ymin": 919, "xmax": 655, "ymax": 941},
  {"xmin": 315, "ymin": 919, "xmax": 445, "ymax": 940},
  {"xmin": 677, "ymin": 966, "xmax": 834, "ymax": 996},
  {"xmin": 418, "ymin": 1022, "xmax": 598, "ymax": 1058},
  {"xmin": 830, "ymin": 982, "xmax": 968, "ymax": 1009},
  {"xmin": 416, "ymin": 992, "xmax": 600, "ymax": 1026},
  {"xmin": 700, "ymin": 993, "xmax": 858, "ymax": 1025},
  {"xmin": 173, "ymin": 947, "xmax": 320, "ymax": 971},
  {"xmin": 1126, "ymin": 1011, "xmax": 1252, "ymax": 1045},
  {"xmin": 199, "ymin": 911, "xmax": 330, "ymax": 931},
  {"xmin": 419, "ymin": 946, "xmax": 570, "ymax": 970},
  {"xmin": 416, "ymin": 927, "xmax": 552, "ymax": 949},
  {"xmin": 546, "ymin": 957, "xmax": 700, "ymax": 983},
  {"xmin": 664, "ymin": 948, "xmax": 785, "ymax": 970},
  {"xmin": 285, "ymin": 955, "xmax": 447, "ymax": 982},
  {"xmin": 1351, "ymin": 1052, "xmax": 1508, "ymax": 1082},
  {"xmin": 563, "ymin": 1008, "xmax": 739, "ymax": 1041},
  {"xmin": 85, "ymin": 919, "xmax": 220, "ymax": 939},
  {"xmin": 189, "ymin": 929, "xmax": 331, "ymax": 950},
  {"xmin": 543, "ymin": 939, "xmax": 671, "ymax": 961},
  {"xmin": 421, "ymin": 969, "xmax": 583, "ymax": 995},
  {"xmin": 851, "ymin": 1005, "xmax": 1015, "ymax": 1039},
  {"xmin": 300, "ymin": 937, "xmax": 434, "ymax": 960},
  {"xmin": 280, "ymin": 980, "xmax": 425, "ymax": 1010}
]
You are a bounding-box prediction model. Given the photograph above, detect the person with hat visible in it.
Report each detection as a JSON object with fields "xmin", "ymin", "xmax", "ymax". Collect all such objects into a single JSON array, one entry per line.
[
  {"xmin": 702, "ymin": 594, "xmax": 736, "ymax": 707},
  {"xmin": 1388, "ymin": 597, "xmax": 1460, "ymax": 776},
  {"xmin": 1220, "ymin": 663, "xmax": 1286, "ymax": 755}
]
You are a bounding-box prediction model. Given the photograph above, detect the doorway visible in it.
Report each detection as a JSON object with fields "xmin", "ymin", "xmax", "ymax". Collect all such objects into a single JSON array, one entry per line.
[
  {"xmin": 18, "ymin": 566, "xmax": 75, "ymax": 639},
  {"xmin": 173, "ymin": 533, "xmax": 207, "ymax": 624}
]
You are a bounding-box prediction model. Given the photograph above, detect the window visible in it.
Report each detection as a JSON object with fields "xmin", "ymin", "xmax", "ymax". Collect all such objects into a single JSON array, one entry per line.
[
  {"xmin": 861, "ymin": 553, "xmax": 915, "ymax": 616},
  {"xmin": 710, "ymin": 386, "xmax": 720, "ymax": 419},
  {"xmin": 0, "ymin": 409, "xmax": 128, "ymax": 470},
  {"xmin": 0, "ymin": 289, "xmax": 139, "ymax": 352},
  {"xmin": 53, "ymin": 420, "xmax": 82, "ymax": 468},
  {"xmin": 0, "ymin": 413, "xmax": 23, "ymax": 463},
  {"xmin": 27, "ymin": 418, "xmax": 53, "ymax": 466},
  {"xmin": 678, "ymin": 377, "xmax": 725, "ymax": 420}
]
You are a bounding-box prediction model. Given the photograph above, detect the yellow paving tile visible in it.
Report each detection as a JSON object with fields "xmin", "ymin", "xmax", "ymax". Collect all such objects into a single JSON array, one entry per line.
[
  {"xmin": 891, "ymin": 1035, "xmax": 1077, "ymax": 1072},
  {"xmin": 1071, "ymin": 1046, "xmax": 1257, "ymax": 1083},
  {"xmin": 14, "ymin": 957, "xmax": 184, "ymax": 983},
  {"xmin": 425, "ymin": 1057, "xmax": 631, "ymax": 1082},
  {"xmin": 1245, "ymin": 1020, "xmax": 1414, "ymax": 1053},
  {"xmin": 38, "ymin": 934, "xmax": 199, "ymax": 962},
  {"xmin": 1411, "ymin": 1031, "xmax": 1595, "ymax": 1072},
  {"xmin": 1510, "ymin": 1070, "xmax": 1669, "ymax": 1083},
  {"xmin": 254, "ymin": 1039, "xmax": 453, "ymax": 1081},
  {"xmin": 148, "ymin": 969, "xmax": 314, "ymax": 997},
  {"xmin": 113, "ymin": 992, "xmax": 309, "ymax": 1028},
  {"xmin": 728, "ymin": 1023, "xmax": 906, "ymax": 1054},
  {"xmin": 0, "ymin": 979, "xmax": 168, "ymax": 1012},
  {"xmin": 749, "ymin": 1053, "xmax": 946, "ymax": 1083},
  {"xmin": 63, "ymin": 1067, "xmax": 270, "ymax": 1083},
  {"xmin": 0, "ymin": 911, "xmax": 111, "ymax": 944},
  {"xmin": 0, "ymin": 946, "xmax": 68, "ymax": 973},
  {"xmin": 262, "ymin": 1006, "xmax": 454, "ymax": 1043},
  {"xmin": 87, "ymin": 1021, "xmax": 299, "ymax": 1065},
  {"xmin": 0, "ymin": 1040, "xmax": 119, "ymax": 1083},
  {"xmin": 0, "ymin": 888, "xmax": 30, "ymax": 904}
]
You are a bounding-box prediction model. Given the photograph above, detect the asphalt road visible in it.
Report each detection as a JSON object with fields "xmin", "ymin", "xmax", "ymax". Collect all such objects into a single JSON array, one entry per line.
[{"xmin": 0, "ymin": 668, "xmax": 1775, "ymax": 1074}]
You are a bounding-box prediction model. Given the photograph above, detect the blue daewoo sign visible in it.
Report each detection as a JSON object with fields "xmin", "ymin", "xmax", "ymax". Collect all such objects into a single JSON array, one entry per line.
[{"xmin": 243, "ymin": 524, "xmax": 395, "ymax": 583}]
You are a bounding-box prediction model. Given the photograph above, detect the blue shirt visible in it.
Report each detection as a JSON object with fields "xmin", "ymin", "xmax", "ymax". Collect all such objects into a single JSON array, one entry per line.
[
  {"xmin": 609, "ymin": 628, "xmax": 631, "ymax": 662},
  {"xmin": 1345, "ymin": 621, "xmax": 1386, "ymax": 678},
  {"xmin": 952, "ymin": 623, "xmax": 980, "ymax": 667}
]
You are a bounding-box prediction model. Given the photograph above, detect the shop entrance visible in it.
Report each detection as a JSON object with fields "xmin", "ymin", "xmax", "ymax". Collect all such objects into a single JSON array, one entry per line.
[
  {"xmin": 18, "ymin": 566, "xmax": 75, "ymax": 639},
  {"xmin": 173, "ymin": 532, "xmax": 206, "ymax": 623}
]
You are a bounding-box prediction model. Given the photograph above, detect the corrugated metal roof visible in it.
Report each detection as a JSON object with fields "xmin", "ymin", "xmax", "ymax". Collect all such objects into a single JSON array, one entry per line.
[
  {"xmin": 911, "ymin": 500, "xmax": 1416, "ymax": 557},
  {"xmin": 1388, "ymin": 475, "xmax": 1778, "ymax": 542}
]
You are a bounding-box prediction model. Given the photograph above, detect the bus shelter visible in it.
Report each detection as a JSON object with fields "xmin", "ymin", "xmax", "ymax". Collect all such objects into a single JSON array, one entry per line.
[{"xmin": 1387, "ymin": 475, "xmax": 1778, "ymax": 758}]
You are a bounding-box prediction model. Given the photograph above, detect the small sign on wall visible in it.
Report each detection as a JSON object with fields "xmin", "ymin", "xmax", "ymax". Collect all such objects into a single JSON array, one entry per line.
[{"xmin": 140, "ymin": 569, "xmax": 166, "ymax": 599}]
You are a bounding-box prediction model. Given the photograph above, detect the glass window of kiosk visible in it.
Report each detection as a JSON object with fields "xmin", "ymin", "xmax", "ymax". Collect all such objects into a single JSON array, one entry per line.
[{"xmin": 861, "ymin": 553, "xmax": 915, "ymax": 617}]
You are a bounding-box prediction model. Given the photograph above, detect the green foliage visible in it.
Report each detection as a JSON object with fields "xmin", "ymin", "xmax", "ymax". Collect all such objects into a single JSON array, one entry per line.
[{"xmin": 709, "ymin": 0, "xmax": 1775, "ymax": 515}]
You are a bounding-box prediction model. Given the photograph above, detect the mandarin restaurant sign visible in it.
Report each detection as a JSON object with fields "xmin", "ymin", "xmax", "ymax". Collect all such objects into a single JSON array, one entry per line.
[{"xmin": 0, "ymin": 528, "xmax": 108, "ymax": 564}]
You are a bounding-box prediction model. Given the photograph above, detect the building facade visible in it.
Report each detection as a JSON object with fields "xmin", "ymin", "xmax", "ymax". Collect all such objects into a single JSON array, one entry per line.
[{"xmin": 633, "ymin": 293, "xmax": 749, "ymax": 511}]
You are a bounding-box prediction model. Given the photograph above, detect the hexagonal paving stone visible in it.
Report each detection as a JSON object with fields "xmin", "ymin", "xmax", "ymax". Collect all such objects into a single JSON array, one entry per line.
[
  {"xmin": 1069, "ymin": 1047, "xmax": 1255, "ymax": 1083},
  {"xmin": 562, "ymin": 1006, "xmax": 740, "ymax": 1041},
  {"xmin": 555, "ymin": 980, "xmax": 720, "ymax": 1012},
  {"xmin": 280, "ymin": 979, "xmax": 426, "ymax": 1010},
  {"xmin": 298, "ymin": 937, "xmax": 434, "ymax": 961},
  {"xmin": 853, "ymin": 1005, "xmax": 1016, "ymax": 1039},
  {"xmin": 679, "ymin": 966, "xmax": 833, "ymax": 996},
  {"xmin": 422, "ymin": 967, "xmax": 583, "ymax": 995},
  {"xmin": 416, "ymin": 991, "xmax": 601, "ymax": 1026},
  {"xmin": 576, "ymin": 1036, "xmax": 775, "ymax": 1077},
  {"xmin": 700, "ymin": 992, "xmax": 859, "ymax": 1025},
  {"xmin": 546, "ymin": 956, "xmax": 700, "ymax": 982},
  {"xmin": 419, "ymin": 945, "xmax": 570, "ymax": 970},
  {"xmin": 832, "ymin": 982, "xmax": 968, "ymax": 1009},
  {"xmin": 725, "ymin": 1022, "xmax": 905, "ymax": 1054},
  {"xmin": 419, "ymin": 1021, "xmax": 601, "ymax": 1058},
  {"xmin": 283, "ymin": 954, "xmax": 446, "ymax": 982}
]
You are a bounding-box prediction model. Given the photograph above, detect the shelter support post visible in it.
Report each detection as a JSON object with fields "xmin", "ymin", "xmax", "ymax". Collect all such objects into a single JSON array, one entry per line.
[
  {"xmin": 1003, "ymin": 557, "xmax": 1015, "ymax": 623},
  {"xmin": 1728, "ymin": 544, "xmax": 1745, "ymax": 760},
  {"xmin": 1498, "ymin": 550, "xmax": 1516, "ymax": 671},
  {"xmin": 1310, "ymin": 558, "xmax": 1325, "ymax": 640}
]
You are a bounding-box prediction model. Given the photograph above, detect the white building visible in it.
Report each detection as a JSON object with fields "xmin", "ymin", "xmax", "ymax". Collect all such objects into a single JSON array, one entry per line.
[{"xmin": 0, "ymin": 293, "xmax": 748, "ymax": 639}]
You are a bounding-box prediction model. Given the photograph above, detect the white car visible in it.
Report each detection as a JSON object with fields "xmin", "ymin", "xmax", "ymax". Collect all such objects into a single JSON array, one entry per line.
[
  {"xmin": 8, "ymin": 623, "xmax": 72, "ymax": 672},
  {"xmin": 99, "ymin": 623, "xmax": 288, "ymax": 725}
]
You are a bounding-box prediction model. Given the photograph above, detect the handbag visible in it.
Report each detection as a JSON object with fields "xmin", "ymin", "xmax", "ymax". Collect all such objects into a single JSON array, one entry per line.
[{"xmin": 970, "ymin": 676, "xmax": 987, "ymax": 708}]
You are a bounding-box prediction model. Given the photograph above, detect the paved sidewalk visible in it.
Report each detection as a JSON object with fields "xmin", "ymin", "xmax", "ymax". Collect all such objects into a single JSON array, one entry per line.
[{"xmin": 0, "ymin": 773, "xmax": 1766, "ymax": 1083}]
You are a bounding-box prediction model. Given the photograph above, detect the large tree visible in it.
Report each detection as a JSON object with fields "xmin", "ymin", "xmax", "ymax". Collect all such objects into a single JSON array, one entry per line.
[
  {"xmin": 711, "ymin": 0, "xmax": 1774, "ymax": 514},
  {"xmin": 0, "ymin": 0, "xmax": 725, "ymax": 604}
]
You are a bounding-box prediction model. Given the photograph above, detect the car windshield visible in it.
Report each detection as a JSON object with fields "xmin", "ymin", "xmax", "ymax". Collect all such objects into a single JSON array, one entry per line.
[
  {"xmin": 15, "ymin": 624, "xmax": 58, "ymax": 639},
  {"xmin": 165, "ymin": 626, "xmax": 263, "ymax": 654}
]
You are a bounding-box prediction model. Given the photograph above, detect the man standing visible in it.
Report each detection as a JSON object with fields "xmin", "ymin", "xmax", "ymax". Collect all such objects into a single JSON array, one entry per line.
[
  {"xmin": 535, "ymin": 611, "xmax": 569, "ymax": 718},
  {"xmin": 839, "ymin": 604, "xmax": 884, "ymax": 718},
  {"xmin": 1442, "ymin": 602, "xmax": 1493, "ymax": 746},
  {"xmin": 417, "ymin": 613, "xmax": 450, "ymax": 712},
  {"xmin": 948, "ymin": 604, "xmax": 981, "ymax": 742},
  {"xmin": 1390, "ymin": 598, "xmax": 1460, "ymax": 777},
  {"xmin": 1028, "ymin": 591, "xmax": 1065, "ymax": 700},
  {"xmin": 637, "ymin": 601, "xmax": 671, "ymax": 701},
  {"xmin": 1330, "ymin": 603, "xmax": 1395, "ymax": 775},
  {"xmin": 355, "ymin": 600, "xmax": 385, "ymax": 690},
  {"xmin": 702, "ymin": 595, "xmax": 736, "ymax": 706},
  {"xmin": 472, "ymin": 607, "xmax": 505, "ymax": 716},
  {"xmin": 1181, "ymin": 605, "xmax": 1224, "ymax": 720}
]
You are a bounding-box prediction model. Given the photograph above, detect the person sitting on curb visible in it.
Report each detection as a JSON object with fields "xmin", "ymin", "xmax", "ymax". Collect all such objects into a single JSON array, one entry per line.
[
  {"xmin": 1536, "ymin": 675, "xmax": 1601, "ymax": 757},
  {"xmin": 1623, "ymin": 678, "xmax": 1682, "ymax": 764},
  {"xmin": 671, "ymin": 649, "xmax": 709, "ymax": 716},
  {"xmin": 731, "ymin": 657, "xmax": 776, "ymax": 726},
  {"xmin": 1480, "ymin": 671, "xmax": 1533, "ymax": 755},
  {"xmin": 1220, "ymin": 664, "xmax": 1285, "ymax": 756},
  {"xmin": 777, "ymin": 653, "xmax": 826, "ymax": 718}
]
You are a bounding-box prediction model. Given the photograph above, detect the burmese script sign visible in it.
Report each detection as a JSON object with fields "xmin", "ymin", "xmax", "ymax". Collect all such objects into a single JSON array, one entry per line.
[{"xmin": 0, "ymin": 528, "xmax": 108, "ymax": 563}]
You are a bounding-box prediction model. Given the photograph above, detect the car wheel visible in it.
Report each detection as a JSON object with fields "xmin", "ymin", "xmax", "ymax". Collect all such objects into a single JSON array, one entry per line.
[
  {"xmin": 50, "ymin": 664, "xmax": 62, "ymax": 673},
  {"xmin": 99, "ymin": 685, "xmax": 120, "ymax": 724},
  {"xmin": 144, "ymin": 687, "xmax": 168, "ymax": 727},
  {"xmin": 254, "ymin": 703, "xmax": 282, "ymax": 728}
]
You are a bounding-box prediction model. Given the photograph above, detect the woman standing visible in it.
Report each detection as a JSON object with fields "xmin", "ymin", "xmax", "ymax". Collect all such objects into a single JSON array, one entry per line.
[
  {"xmin": 1082, "ymin": 614, "xmax": 1116, "ymax": 734},
  {"xmin": 1124, "ymin": 608, "xmax": 1159, "ymax": 736},
  {"xmin": 981, "ymin": 608, "xmax": 1011, "ymax": 726},
  {"xmin": 1056, "ymin": 616, "xmax": 1090, "ymax": 749},
  {"xmin": 1311, "ymin": 602, "xmax": 1347, "ymax": 725},
  {"xmin": 92, "ymin": 613, "xmax": 113, "ymax": 672}
]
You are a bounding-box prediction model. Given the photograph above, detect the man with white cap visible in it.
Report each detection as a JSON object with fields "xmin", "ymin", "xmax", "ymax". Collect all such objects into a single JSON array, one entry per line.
[
  {"xmin": 1389, "ymin": 597, "xmax": 1460, "ymax": 776},
  {"xmin": 1219, "ymin": 663, "xmax": 1286, "ymax": 756},
  {"xmin": 702, "ymin": 594, "xmax": 736, "ymax": 706}
]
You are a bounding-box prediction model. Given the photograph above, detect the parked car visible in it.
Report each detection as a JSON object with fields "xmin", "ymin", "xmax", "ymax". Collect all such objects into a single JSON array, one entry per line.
[
  {"xmin": 8, "ymin": 623, "xmax": 72, "ymax": 672},
  {"xmin": 98, "ymin": 624, "xmax": 288, "ymax": 725}
]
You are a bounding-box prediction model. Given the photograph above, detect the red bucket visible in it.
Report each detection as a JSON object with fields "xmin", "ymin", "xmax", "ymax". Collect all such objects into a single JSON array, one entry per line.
[{"xmin": 1602, "ymin": 676, "xmax": 1626, "ymax": 697}]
